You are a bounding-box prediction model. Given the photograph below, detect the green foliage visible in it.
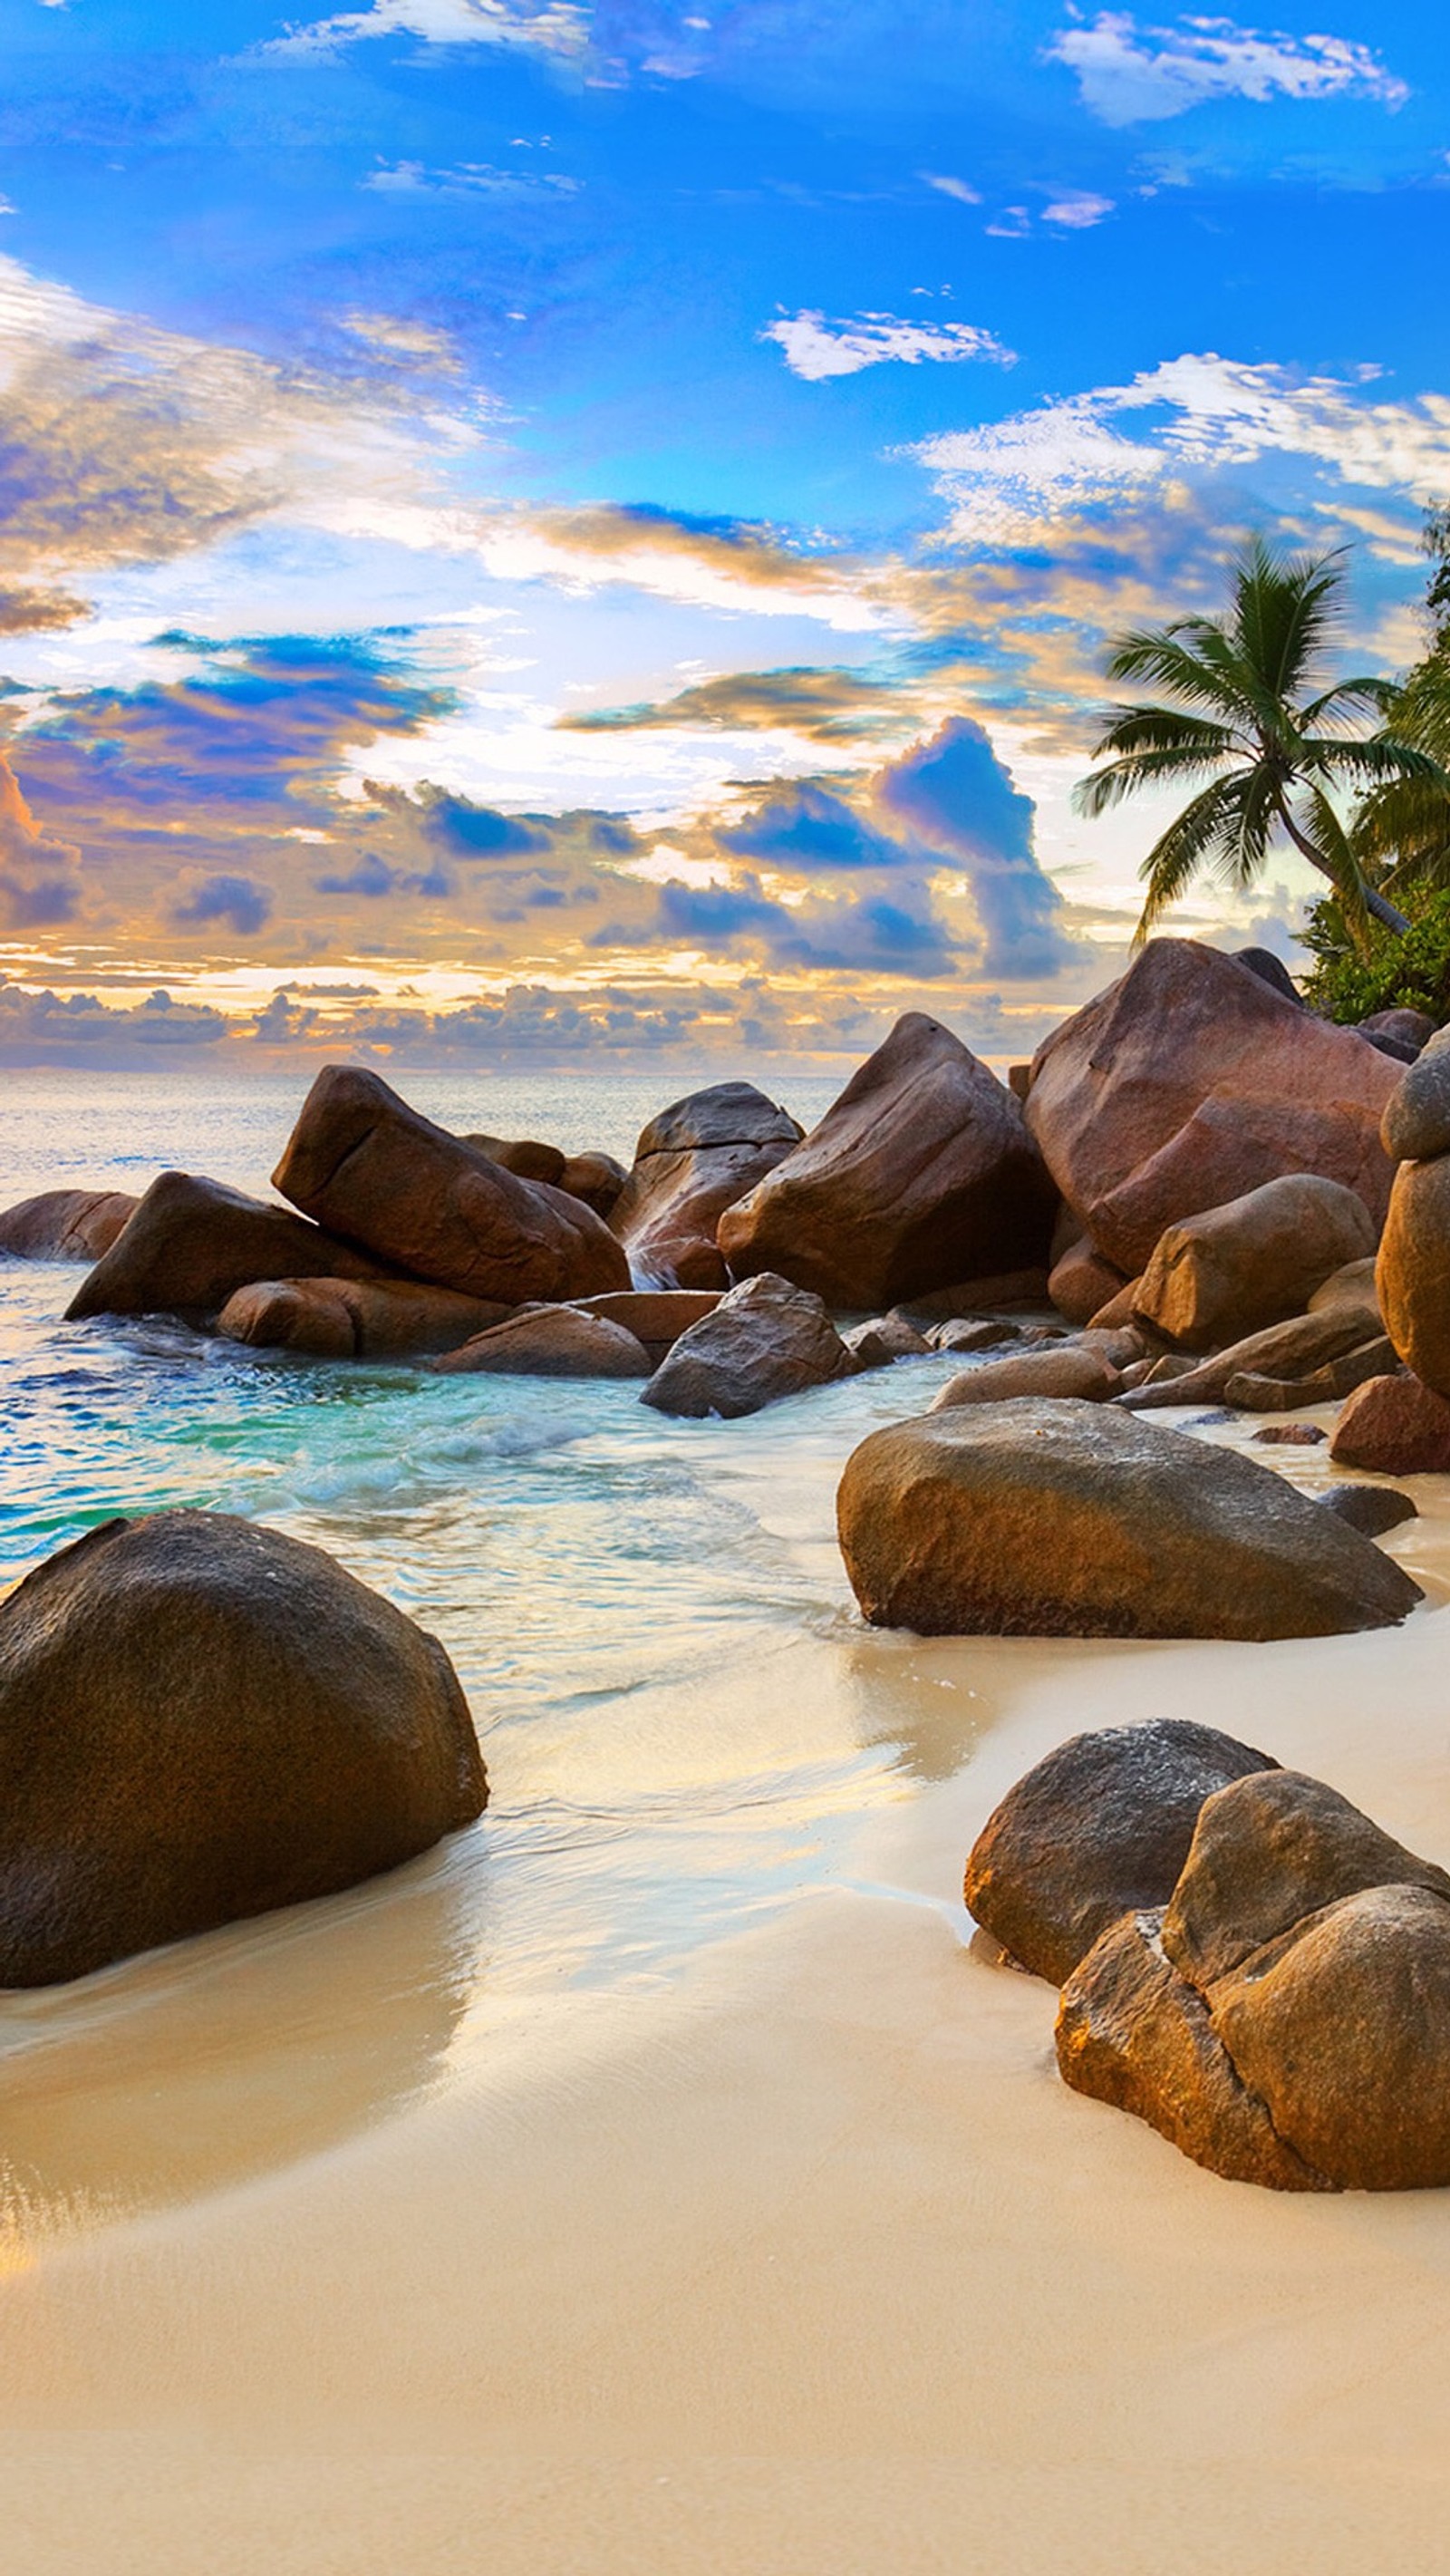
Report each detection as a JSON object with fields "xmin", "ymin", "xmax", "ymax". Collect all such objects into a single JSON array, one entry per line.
[{"xmin": 1300, "ymin": 885, "xmax": 1450, "ymax": 1025}]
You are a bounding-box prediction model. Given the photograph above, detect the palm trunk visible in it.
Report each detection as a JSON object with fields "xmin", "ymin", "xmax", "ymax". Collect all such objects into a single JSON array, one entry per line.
[{"xmin": 1279, "ymin": 805, "xmax": 1410, "ymax": 936}]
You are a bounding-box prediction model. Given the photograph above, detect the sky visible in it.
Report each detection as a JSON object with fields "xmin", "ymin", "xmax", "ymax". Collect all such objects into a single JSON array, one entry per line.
[{"xmin": 0, "ymin": 0, "xmax": 1447, "ymax": 1069}]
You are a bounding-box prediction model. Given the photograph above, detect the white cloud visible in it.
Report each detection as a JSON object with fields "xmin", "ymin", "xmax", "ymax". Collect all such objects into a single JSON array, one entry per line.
[
  {"xmin": 921, "ymin": 172, "xmax": 982, "ymax": 205},
  {"xmin": 1040, "ymin": 189, "xmax": 1116, "ymax": 227},
  {"xmin": 364, "ymin": 158, "xmax": 581, "ymax": 196},
  {"xmin": 1046, "ymin": 11, "xmax": 1408, "ymax": 126},
  {"xmin": 262, "ymin": 0, "xmax": 588, "ymax": 63},
  {"xmin": 762, "ymin": 309, "xmax": 1016, "ymax": 383},
  {"xmin": 911, "ymin": 350, "xmax": 1450, "ymax": 543}
]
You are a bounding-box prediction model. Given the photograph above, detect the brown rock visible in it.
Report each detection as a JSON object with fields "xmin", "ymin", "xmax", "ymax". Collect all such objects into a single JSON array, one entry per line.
[
  {"xmin": 1361, "ymin": 1006, "xmax": 1436, "ymax": 1056},
  {"xmin": 1254, "ymin": 1424, "xmax": 1327, "ymax": 1447},
  {"xmin": 432, "ymin": 1306, "xmax": 651, "ymax": 1378},
  {"xmin": 559, "ymin": 1151, "xmax": 627, "ymax": 1219},
  {"xmin": 1123, "ymin": 1306, "xmax": 1388, "ymax": 1410},
  {"xmin": 928, "ymin": 1316, "xmax": 1022, "ymax": 1354},
  {"xmin": 1380, "ymin": 1035, "xmax": 1450, "ymax": 1164},
  {"xmin": 610, "ymin": 1082, "xmax": 802, "ymax": 1292},
  {"xmin": 0, "ymin": 1187, "xmax": 138, "ymax": 1263},
  {"xmin": 1056, "ymin": 1911, "xmax": 1325, "ymax": 2191},
  {"xmin": 65, "ymin": 1172, "xmax": 391, "ymax": 1324},
  {"xmin": 1223, "ymin": 1334, "xmax": 1397, "ymax": 1411},
  {"xmin": 1378, "ymin": 1157, "xmax": 1450, "ymax": 1396},
  {"xmin": 275, "ymin": 1066, "xmax": 630, "ymax": 1304},
  {"xmin": 1320, "ymin": 1483, "xmax": 1416, "ymax": 1536},
  {"xmin": 218, "ymin": 1276, "xmax": 513, "ymax": 1359},
  {"xmin": 963, "ymin": 1718, "xmax": 1277, "ymax": 1985},
  {"xmin": 0, "ymin": 1511, "xmax": 485, "ymax": 1985},
  {"xmin": 1210, "ymin": 1884, "xmax": 1450, "ymax": 2191},
  {"xmin": 641, "ymin": 1271, "xmax": 855, "ymax": 1419},
  {"xmin": 1307, "ymin": 1255, "xmax": 1380, "ymax": 1323},
  {"xmin": 897, "ymin": 1267, "xmax": 1052, "ymax": 1320},
  {"xmin": 462, "ymin": 1132, "xmax": 566, "ymax": 1187},
  {"xmin": 1330, "ymin": 1371, "xmax": 1450, "ymax": 1473},
  {"xmin": 842, "ymin": 1312, "xmax": 933, "ymax": 1370},
  {"xmin": 836, "ymin": 1399, "xmax": 1422, "ymax": 1641},
  {"xmin": 1132, "ymin": 1175, "xmax": 1377, "ymax": 1353},
  {"xmin": 568, "ymin": 1288, "xmax": 720, "ymax": 1367},
  {"xmin": 717, "ymin": 1013, "xmax": 1058, "ymax": 1310},
  {"xmin": 929, "ymin": 1344, "xmax": 1121, "ymax": 1410},
  {"xmin": 1049, "ymin": 1235, "xmax": 1127, "ymax": 1326},
  {"xmin": 1026, "ymin": 940, "xmax": 1397, "ymax": 1275}
]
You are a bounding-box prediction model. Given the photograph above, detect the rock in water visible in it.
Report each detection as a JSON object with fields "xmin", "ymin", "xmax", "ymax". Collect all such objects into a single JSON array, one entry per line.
[
  {"xmin": 1331, "ymin": 1371, "xmax": 1450, "ymax": 1473},
  {"xmin": 836, "ymin": 1399, "xmax": 1422, "ymax": 1640},
  {"xmin": 1024, "ymin": 939, "xmax": 1397, "ymax": 1276},
  {"xmin": 218, "ymin": 1276, "xmax": 514, "ymax": 1359},
  {"xmin": 0, "ymin": 1188, "xmax": 138, "ymax": 1262},
  {"xmin": 0, "ymin": 1512, "xmax": 486, "ymax": 1984},
  {"xmin": 432, "ymin": 1305, "xmax": 651, "ymax": 1378},
  {"xmin": 964, "ymin": 1719, "xmax": 1278, "ymax": 1985},
  {"xmin": 274, "ymin": 1064, "xmax": 629, "ymax": 1303},
  {"xmin": 1320, "ymin": 1482, "xmax": 1417, "ymax": 1537},
  {"xmin": 66, "ymin": 1172, "xmax": 391, "ymax": 1323},
  {"xmin": 609, "ymin": 1082, "xmax": 803, "ymax": 1292},
  {"xmin": 1132, "ymin": 1174, "xmax": 1377, "ymax": 1351},
  {"xmin": 641, "ymin": 1270, "xmax": 855, "ymax": 1418},
  {"xmin": 717, "ymin": 1012, "xmax": 1057, "ymax": 1311}
]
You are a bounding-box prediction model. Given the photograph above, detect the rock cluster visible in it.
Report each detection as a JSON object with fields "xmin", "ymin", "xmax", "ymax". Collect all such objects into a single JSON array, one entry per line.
[{"xmin": 968, "ymin": 1724, "xmax": 1450, "ymax": 2191}]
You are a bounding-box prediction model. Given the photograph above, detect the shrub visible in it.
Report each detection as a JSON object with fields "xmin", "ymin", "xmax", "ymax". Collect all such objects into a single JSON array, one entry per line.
[{"xmin": 1300, "ymin": 888, "xmax": 1450, "ymax": 1026}]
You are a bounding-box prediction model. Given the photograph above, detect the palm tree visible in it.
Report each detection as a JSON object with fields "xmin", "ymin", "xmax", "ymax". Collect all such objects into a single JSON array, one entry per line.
[
  {"xmin": 1075, "ymin": 539, "xmax": 1445, "ymax": 948},
  {"xmin": 1351, "ymin": 650, "xmax": 1450, "ymax": 898}
]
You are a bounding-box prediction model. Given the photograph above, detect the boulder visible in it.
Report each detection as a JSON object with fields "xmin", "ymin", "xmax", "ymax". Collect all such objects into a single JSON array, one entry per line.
[
  {"xmin": 1254, "ymin": 1423, "xmax": 1327, "ymax": 1447},
  {"xmin": 1222, "ymin": 1335, "xmax": 1397, "ymax": 1412},
  {"xmin": 1056, "ymin": 1911, "xmax": 1324, "ymax": 2192},
  {"xmin": 462, "ymin": 1132, "xmax": 566, "ymax": 1187},
  {"xmin": 717, "ymin": 1014, "xmax": 1058, "ymax": 1311},
  {"xmin": 641, "ymin": 1271, "xmax": 855, "ymax": 1419},
  {"xmin": 1307, "ymin": 1255, "xmax": 1380, "ymax": 1323},
  {"xmin": 1382, "ymin": 1034, "xmax": 1450, "ymax": 1166},
  {"xmin": 568, "ymin": 1289, "xmax": 720, "ymax": 1366},
  {"xmin": 432, "ymin": 1306, "xmax": 651, "ymax": 1379},
  {"xmin": 1088, "ymin": 1276, "xmax": 1149, "ymax": 1332},
  {"xmin": 1360, "ymin": 1006, "xmax": 1436, "ymax": 1057},
  {"xmin": 1331, "ymin": 1371, "xmax": 1450, "ymax": 1474},
  {"xmin": 1377, "ymin": 1158, "xmax": 1450, "ymax": 1395},
  {"xmin": 274, "ymin": 1066, "xmax": 629, "ymax": 1304},
  {"xmin": 930, "ymin": 1345, "xmax": 1121, "ymax": 1410},
  {"xmin": 0, "ymin": 1187, "xmax": 138, "ymax": 1263},
  {"xmin": 0, "ymin": 1511, "xmax": 485, "ymax": 1985},
  {"xmin": 843, "ymin": 1312, "xmax": 933, "ymax": 1370},
  {"xmin": 1233, "ymin": 946, "xmax": 1303, "ymax": 1005},
  {"xmin": 559, "ymin": 1152, "xmax": 627, "ymax": 1220},
  {"xmin": 1049, "ymin": 1236, "xmax": 1127, "ymax": 1327},
  {"xmin": 65, "ymin": 1172, "xmax": 391, "ymax": 1324},
  {"xmin": 1025, "ymin": 941, "xmax": 1398, "ymax": 1275},
  {"xmin": 897, "ymin": 1268, "xmax": 1052, "ymax": 1319},
  {"xmin": 1122, "ymin": 1305, "xmax": 1389, "ymax": 1410},
  {"xmin": 963, "ymin": 1718, "xmax": 1277, "ymax": 1986},
  {"xmin": 836, "ymin": 1399, "xmax": 1422, "ymax": 1640},
  {"xmin": 1131, "ymin": 1175, "xmax": 1377, "ymax": 1353},
  {"xmin": 1320, "ymin": 1483, "xmax": 1416, "ymax": 1537},
  {"xmin": 609, "ymin": 1082, "xmax": 802, "ymax": 1292},
  {"xmin": 929, "ymin": 1317, "xmax": 1022, "ymax": 1355},
  {"xmin": 218, "ymin": 1276, "xmax": 513, "ymax": 1360}
]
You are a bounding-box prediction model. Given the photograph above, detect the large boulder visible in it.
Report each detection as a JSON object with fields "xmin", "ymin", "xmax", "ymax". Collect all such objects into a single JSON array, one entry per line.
[
  {"xmin": 1025, "ymin": 941, "xmax": 1398, "ymax": 1276},
  {"xmin": 432, "ymin": 1305, "xmax": 651, "ymax": 1379},
  {"xmin": 964, "ymin": 1719, "xmax": 1277, "ymax": 1985},
  {"xmin": 218, "ymin": 1276, "xmax": 513, "ymax": 1360},
  {"xmin": 1377, "ymin": 1157, "xmax": 1450, "ymax": 1397},
  {"xmin": 641, "ymin": 1271, "xmax": 855, "ymax": 1419},
  {"xmin": 568, "ymin": 1289, "xmax": 720, "ymax": 1367},
  {"xmin": 609, "ymin": 1082, "xmax": 802, "ymax": 1291},
  {"xmin": 0, "ymin": 1512, "xmax": 486, "ymax": 1985},
  {"xmin": 462, "ymin": 1131, "xmax": 566, "ymax": 1186},
  {"xmin": 559, "ymin": 1152, "xmax": 627, "ymax": 1220},
  {"xmin": 274, "ymin": 1066, "xmax": 629, "ymax": 1304},
  {"xmin": 1330, "ymin": 1371, "xmax": 1450, "ymax": 1473},
  {"xmin": 1049, "ymin": 1236, "xmax": 1127, "ymax": 1326},
  {"xmin": 1132, "ymin": 1175, "xmax": 1377, "ymax": 1352},
  {"xmin": 65, "ymin": 1172, "xmax": 390, "ymax": 1324},
  {"xmin": 717, "ymin": 1013, "xmax": 1058, "ymax": 1311},
  {"xmin": 929, "ymin": 1344, "xmax": 1121, "ymax": 1409},
  {"xmin": 0, "ymin": 1188, "xmax": 138, "ymax": 1263},
  {"xmin": 1122, "ymin": 1303, "xmax": 1388, "ymax": 1411},
  {"xmin": 836, "ymin": 1399, "xmax": 1422, "ymax": 1641}
]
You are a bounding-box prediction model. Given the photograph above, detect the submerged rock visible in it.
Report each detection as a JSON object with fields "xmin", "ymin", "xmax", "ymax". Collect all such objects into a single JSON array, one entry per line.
[
  {"xmin": 717, "ymin": 1012, "xmax": 1058, "ymax": 1310},
  {"xmin": 836, "ymin": 1399, "xmax": 1422, "ymax": 1641},
  {"xmin": 66, "ymin": 1172, "xmax": 388, "ymax": 1323},
  {"xmin": 641, "ymin": 1270, "xmax": 855, "ymax": 1419},
  {"xmin": 609, "ymin": 1082, "xmax": 802, "ymax": 1291},
  {"xmin": 275, "ymin": 1065, "xmax": 629, "ymax": 1304},
  {"xmin": 0, "ymin": 1511, "xmax": 486, "ymax": 1985},
  {"xmin": 0, "ymin": 1187, "xmax": 138, "ymax": 1263},
  {"xmin": 218, "ymin": 1275, "xmax": 513, "ymax": 1359},
  {"xmin": 963, "ymin": 1719, "xmax": 1277, "ymax": 1986}
]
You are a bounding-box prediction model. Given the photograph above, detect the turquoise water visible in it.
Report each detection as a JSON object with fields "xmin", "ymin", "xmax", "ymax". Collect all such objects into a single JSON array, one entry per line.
[{"xmin": 0, "ymin": 1067, "xmax": 993, "ymax": 2234}]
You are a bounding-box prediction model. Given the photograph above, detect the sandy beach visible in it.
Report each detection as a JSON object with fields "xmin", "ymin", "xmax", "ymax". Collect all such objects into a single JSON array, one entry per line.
[{"xmin": 2, "ymin": 1404, "xmax": 1448, "ymax": 2574}]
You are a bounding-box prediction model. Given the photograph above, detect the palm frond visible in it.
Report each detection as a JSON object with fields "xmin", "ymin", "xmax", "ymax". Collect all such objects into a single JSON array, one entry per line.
[
  {"xmin": 1075, "ymin": 741, "xmax": 1247, "ymax": 820},
  {"xmin": 1131, "ymin": 779, "xmax": 1248, "ymax": 948},
  {"xmin": 1232, "ymin": 537, "xmax": 1346, "ymax": 705},
  {"xmin": 1102, "ymin": 628, "xmax": 1256, "ymax": 722}
]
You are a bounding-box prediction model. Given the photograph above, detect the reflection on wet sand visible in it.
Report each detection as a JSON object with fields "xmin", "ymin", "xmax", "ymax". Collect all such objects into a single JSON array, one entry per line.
[{"xmin": 0, "ymin": 1828, "xmax": 492, "ymax": 2251}]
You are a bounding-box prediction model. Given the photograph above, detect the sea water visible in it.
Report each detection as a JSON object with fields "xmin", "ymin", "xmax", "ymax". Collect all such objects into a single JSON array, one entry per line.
[{"xmin": 0, "ymin": 1066, "xmax": 996, "ymax": 2240}]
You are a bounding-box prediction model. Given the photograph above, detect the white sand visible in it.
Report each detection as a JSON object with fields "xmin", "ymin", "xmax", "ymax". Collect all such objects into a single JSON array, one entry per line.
[{"xmin": 3, "ymin": 1421, "xmax": 1450, "ymax": 2570}]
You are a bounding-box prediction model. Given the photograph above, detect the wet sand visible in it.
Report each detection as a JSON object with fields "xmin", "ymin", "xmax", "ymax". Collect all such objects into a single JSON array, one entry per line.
[{"xmin": 3, "ymin": 1410, "xmax": 1450, "ymax": 2571}]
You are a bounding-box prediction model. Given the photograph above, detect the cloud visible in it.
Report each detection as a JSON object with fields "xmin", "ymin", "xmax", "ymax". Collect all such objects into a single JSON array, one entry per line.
[
  {"xmin": 362, "ymin": 160, "xmax": 582, "ymax": 199},
  {"xmin": 0, "ymin": 750, "xmax": 81, "ymax": 927},
  {"xmin": 606, "ymin": 871, "xmax": 960, "ymax": 978},
  {"xmin": 0, "ymin": 983, "xmax": 228, "ymax": 1059},
  {"xmin": 717, "ymin": 779, "xmax": 908, "ymax": 870},
  {"xmin": 560, "ymin": 664, "xmax": 907, "ymax": 741},
  {"xmin": 1046, "ymin": 11, "xmax": 1408, "ymax": 127},
  {"xmin": 921, "ymin": 172, "xmax": 982, "ymax": 205},
  {"xmin": 171, "ymin": 872, "xmax": 275, "ymax": 935},
  {"xmin": 1041, "ymin": 190, "xmax": 1116, "ymax": 228},
  {"xmin": 260, "ymin": 0, "xmax": 588, "ymax": 63},
  {"xmin": 876, "ymin": 718, "xmax": 1077, "ymax": 976},
  {"xmin": 761, "ymin": 310, "xmax": 1016, "ymax": 383}
]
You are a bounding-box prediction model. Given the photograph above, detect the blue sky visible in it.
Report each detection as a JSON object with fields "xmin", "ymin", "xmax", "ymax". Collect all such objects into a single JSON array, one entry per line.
[{"xmin": 0, "ymin": 0, "xmax": 1446, "ymax": 1064}]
